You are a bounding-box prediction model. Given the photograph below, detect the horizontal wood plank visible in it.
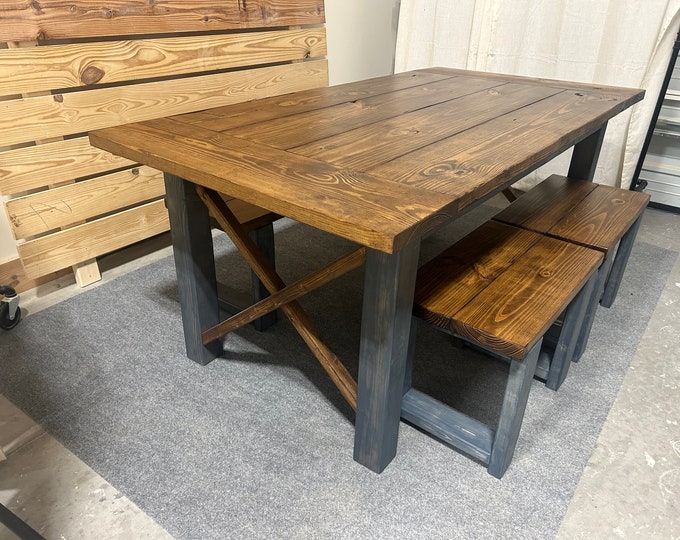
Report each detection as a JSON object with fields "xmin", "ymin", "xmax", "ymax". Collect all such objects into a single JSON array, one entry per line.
[
  {"xmin": 0, "ymin": 255, "xmax": 71, "ymax": 293},
  {"xmin": 493, "ymin": 175, "xmax": 598, "ymax": 232},
  {"xmin": 89, "ymin": 118, "xmax": 457, "ymax": 253},
  {"xmin": 6, "ymin": 166, "xmax": 164, "ymax": 238},
  {"xmin": 0, "ymin": 137, "xmax": 135, "ymax": 196},
  {"xmin": 0, "ymin": 28, "xmax": 327, "ymax": 96},
  {"xmin": 368, "ymin": 88, "xmax": 644, "ymax": 210},
  {"xmin": 0, "ymin": 60, "xmax": 329, "ymax": 147},
  {"xmin": 0, "ymin": 0, "xmax": 326, "ymax": 42},
  {"xmin": 290, "ymin": 83, "xmax": 563, "ymax": 170},
  {"xmin": 452, "ymin": 236, "xmax": 602, "ymax": 359},
  {"xmin": 226, "ymin": 76, "xmax": 502, "ymax": 148},
  {"xmin": 174, "ymin": 70, "xmax": 456, "ymax": 131},
  {"xmin": 548, "ymin": 184, "xmax": 650, "ymax": 252},
  {"xmin": 17, "ymin": 199, "xmax": 170, "ymax": 277},
  {"xmin": 414, "ymin": 221, "xmax": 542, "ymax": 330}
]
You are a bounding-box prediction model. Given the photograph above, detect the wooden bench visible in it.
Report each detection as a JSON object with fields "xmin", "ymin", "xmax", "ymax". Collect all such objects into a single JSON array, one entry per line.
[
  {"xmin": 493, "ymin": 174, "xmax": 650, "ymax": 359},
  {"xmin": 0, "ymin": 1, "xmax": 328, "ymax": 289},
  {"xmin": 402, "ymin": 220, "xmax": 602, "ymax": 478}
]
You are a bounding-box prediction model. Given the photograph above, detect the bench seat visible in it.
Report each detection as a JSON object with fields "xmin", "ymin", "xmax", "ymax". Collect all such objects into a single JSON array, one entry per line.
[
  {"xmin": 493, "ymin": 174, "xmax": 650, "ymax": 360},
  {"xmin": 403, "ymin": 220, "xmax": 602, "ymax": 477}
]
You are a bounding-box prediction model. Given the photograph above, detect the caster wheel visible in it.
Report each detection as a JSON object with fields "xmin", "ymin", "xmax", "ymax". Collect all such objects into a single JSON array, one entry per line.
[{"xmin": 0, "ymin": 302, "xmax": 21, "ymax": 330}]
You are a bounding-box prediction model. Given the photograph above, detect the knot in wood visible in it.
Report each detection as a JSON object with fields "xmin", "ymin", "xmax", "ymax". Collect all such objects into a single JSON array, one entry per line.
[
  {"xmin": 539, "ymin": 268, "xmax": 553, "ymax": 278},
  {"xmin": 53, "ymin": 94, "xmax": 64, "ymax": 103},
  {"xmin": 80, "ymin": 66, "xmax": 105, "ymax": 85}
]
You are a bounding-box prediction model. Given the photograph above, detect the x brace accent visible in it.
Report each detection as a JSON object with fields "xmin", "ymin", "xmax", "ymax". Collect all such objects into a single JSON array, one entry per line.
[{"xmin": 196, "ymin": 186, "xmax": 360, "ymax": 410}]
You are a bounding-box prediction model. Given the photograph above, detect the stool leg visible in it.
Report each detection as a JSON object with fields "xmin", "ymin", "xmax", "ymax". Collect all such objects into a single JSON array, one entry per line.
[
  {"xmin": 600, "ymin": 213, "xmax": 643, "ymax": 308},
  {"xmin": 488, "ymin": 339, "xmax": 541, "ymax": 478},
  {"xmin": 546, "ymin": 273, "xmax": 596, "ymax": 390},
  {"xmin": 572, "ymin": 255, "xmax": 613, "ymax": 362}
]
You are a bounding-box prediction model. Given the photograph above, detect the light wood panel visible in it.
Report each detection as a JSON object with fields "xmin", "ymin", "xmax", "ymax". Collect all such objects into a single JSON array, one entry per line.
[
  {"xmin": 5, "ymin": 166, "xmax": 164, "ymax": 238},
  {"xmin": 0, "ymin": 0, "xmax": 326, "ymax": 42},
  {"xmin": 0, "ymin": 28, "xmax": 327, "ymax": 96},
  {"xmin": 17, "ymin": 199, "xmax": 170, "ymax": 277},
  {"xmin": 0, "ymin": 60, "xmax": 329, "ymax": 147},
  {"xmin": 0, "ymin": 137, "xmax": 135, "ymax": 196}
]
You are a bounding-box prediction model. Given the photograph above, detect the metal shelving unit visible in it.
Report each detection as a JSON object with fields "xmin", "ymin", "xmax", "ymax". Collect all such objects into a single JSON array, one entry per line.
[{"xmin": 633, "ymin": 29, "xmax": 680, "ymax": 212}]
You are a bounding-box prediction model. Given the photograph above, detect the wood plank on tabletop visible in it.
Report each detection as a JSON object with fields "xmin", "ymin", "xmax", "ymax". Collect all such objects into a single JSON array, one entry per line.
[
  {"xmin": 367, "ymin": 88, "xmax": 646, "ymax": 210},
  {"xmin": 0, "ymin": 28, "xmax": 327, "ymax": 96},
  {"xmin": 1, "ymin": 0, "xmax": 326, "ymax": 42},
  {"xmin": 290, "ymin": 82, "xmax": 563, "ymax": 170},
  {"xmin": 89, "ymin": 118, "xmax": 457, "ymax": 254},
  {"xmin": 174, "ymin": 70, "xmax": 457, "ymax": 131},
  {"xmin": 226, "ymin": 76, "xmax": 504, "ymax": 149}
]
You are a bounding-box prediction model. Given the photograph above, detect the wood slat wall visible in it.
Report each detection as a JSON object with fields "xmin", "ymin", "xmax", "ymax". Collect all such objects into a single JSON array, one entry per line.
[{"xmin": 0, "ymin": 0, "xmax": 328, "ymax": 285}]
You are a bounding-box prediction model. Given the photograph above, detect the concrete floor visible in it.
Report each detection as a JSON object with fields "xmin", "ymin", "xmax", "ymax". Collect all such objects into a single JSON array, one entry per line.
[{"xmin": 0, "ymin": 205, "xmax": 678, "ymax": 539}]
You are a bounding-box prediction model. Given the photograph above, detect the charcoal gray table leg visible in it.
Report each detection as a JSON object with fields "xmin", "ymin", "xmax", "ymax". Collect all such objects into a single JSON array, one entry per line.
[
  {"xmin": 164, "ymin": 173, "xmax": 222, "ymax": 365},
  {"xmin": 354, "ymin": 242, "xmax": 420, "ymax": 473},
  {"xmin": 568, "ymin": 125, "xmax": 607, "ymax": 181},
  {"xmin": 249, "ymin": 223, "xmax": 277, "ymax": 331}
]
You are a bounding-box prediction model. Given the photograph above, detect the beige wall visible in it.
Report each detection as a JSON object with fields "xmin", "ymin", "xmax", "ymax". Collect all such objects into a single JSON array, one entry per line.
[{"xmin": 0, "ymin": 0, "xmax": 401, "ymax": 264}]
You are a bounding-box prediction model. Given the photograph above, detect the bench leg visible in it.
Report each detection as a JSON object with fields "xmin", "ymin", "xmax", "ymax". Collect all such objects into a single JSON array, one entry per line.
[
  {"xmin": 546, "ymin": 273, "xmax": 596, "ymax": 390},
  {"xmin": 572, "ymin": 254, "xmax": 614, "ymax": 363},
  {"xmin": 249, "ymin": 223, "xmax": 278, "ymax": 331},
  {"xmin": 600, "ymin": 213, "xmax": 643, "ymax": 308},
  {"xmin": 488, "ymin": 339, "xmax": 541, "ymax": 478}
]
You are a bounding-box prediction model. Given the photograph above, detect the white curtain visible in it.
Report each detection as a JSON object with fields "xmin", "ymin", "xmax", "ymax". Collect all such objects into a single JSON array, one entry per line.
[{"xmin": 395, "ymin": 0, "xmax": 680, "ymax": 189}]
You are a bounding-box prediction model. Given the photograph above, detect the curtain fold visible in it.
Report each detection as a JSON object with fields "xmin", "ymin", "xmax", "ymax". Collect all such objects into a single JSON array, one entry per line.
[{"xmin": 396, "ymin": 0, "xmax": 680, "ymax": 188}]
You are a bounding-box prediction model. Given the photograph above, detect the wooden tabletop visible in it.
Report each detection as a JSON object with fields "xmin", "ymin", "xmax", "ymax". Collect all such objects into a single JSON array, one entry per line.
[{"xmin": 89, "ymin": 67, "xmax": 644, "ymax": 254}]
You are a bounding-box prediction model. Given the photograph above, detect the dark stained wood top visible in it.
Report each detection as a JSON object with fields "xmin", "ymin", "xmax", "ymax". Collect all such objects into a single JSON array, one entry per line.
[
  {"xmin": 89, "ymin": 68, "xmax": 644, "ymax": 253},
  {"xmin": 494, "ymin": 174, "xmax": 651, "ymax": 253},
  {"xmin": 414, "ymin": 221, "xmax": 603, "ymax": 360}
]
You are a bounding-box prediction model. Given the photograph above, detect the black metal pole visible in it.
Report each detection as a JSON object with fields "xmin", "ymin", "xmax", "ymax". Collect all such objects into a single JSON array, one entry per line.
[{"xmin": 630, "ymin": 26, "xmax": 680, "ymax": 190}]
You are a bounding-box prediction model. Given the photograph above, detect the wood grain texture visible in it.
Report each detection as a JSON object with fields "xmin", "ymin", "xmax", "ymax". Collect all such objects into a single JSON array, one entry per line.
[
  {"xmin": 0, "ymin": 60, "xmax": 328, "ymax": 147},
  {"xmin": 291, "ymin": 83, "xmax": 563, "ymax": 170},
  {"xmin": 367, "ymin": 88, "xmax": 645, "ymax": 209},
  {"xmin": 17, "ymin": 199, "xmax": 169, "ymax": 278},
  {"xmin": 0, "ymin": 28, "xmax": 327, "ymax": 96},
  {"xmin": 548, "ymin": 184, "xmax": 650, "ymax": 252},
  {"xmin": 0, "ymin": 255, "xmax": 70, "ymax": 293},
  {"xmin": 0, "ymin": 0, "xmax": 326, "ymax": 41},
  {"xmin": 493, "ymin": 175, "xmax": 598, "ymax": 232},
  {"xmin": 414, "ymin": 221, "xmax": 543, "ymax": 329},
  {"xmin": 225, "ymin": 76, "xmax": 502, "ymax": 149},
  {"xmin": 0, "ymin": 137, "xmax": 135, "ymax": 195},
  {"xmin": 89, "ymin": 118, "xmax": 457, "ymax": 254},
  {"xmin": 173, "ymin": 70, "xmax": 455, "ymax": 131},
  {"xmin": 452, "ymin": 236, "xmax": 602, "ymax": 359},
  {"xmin": 5, "ymin": 166, "xmax": 163, "ymax": 238}
]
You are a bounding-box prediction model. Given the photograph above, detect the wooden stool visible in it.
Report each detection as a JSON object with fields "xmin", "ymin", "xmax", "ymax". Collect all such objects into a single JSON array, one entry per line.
[
  {"xmin": 403, "ymin": 221, "xmax": 602, "ymax": 477},
  {"xmin": 493, "ymin": 174, "xmax": 650, "ymax": 359}
]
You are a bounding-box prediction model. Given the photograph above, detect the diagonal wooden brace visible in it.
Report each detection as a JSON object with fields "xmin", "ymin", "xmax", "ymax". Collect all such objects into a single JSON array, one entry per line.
[
  {"xmin": 195, "ymin": 186, "xmax": 359, "ymax": 410},
  {"xmin": 203, "ymin": 246, "xmax": 366, "ymax": 343}
]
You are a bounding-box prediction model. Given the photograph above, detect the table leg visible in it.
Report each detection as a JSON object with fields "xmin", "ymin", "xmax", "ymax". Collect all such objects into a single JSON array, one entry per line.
[
  {"xmin": 568, "ymin": 124, "xmax": 607, "ymax": 180},
  {"xmin": 354, "ymin": 242, "xmax": 420, "ymax": 473},
  {"xmin": 164, "ymin": 173, "xmax": 222, "ymax": 364}
]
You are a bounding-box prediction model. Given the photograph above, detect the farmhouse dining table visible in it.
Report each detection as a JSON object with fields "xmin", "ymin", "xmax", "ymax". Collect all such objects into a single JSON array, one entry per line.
[{"xmin": 89, "ymin": 67, "xmax": 644, "ymax": 473}]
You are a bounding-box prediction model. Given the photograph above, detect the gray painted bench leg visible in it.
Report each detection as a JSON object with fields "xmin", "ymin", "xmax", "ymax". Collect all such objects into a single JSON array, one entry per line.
[
  {"xmin": 354, "ymin": 242, "xmax": 420, "ymax": 473},
  {"xmin": 600, "ymin": 213, "xmax": 644, "ymax": 308},
  {"xmin": 164, "ymin": 173, "xmax": 222, "ymax": 365},
  {"xmin": 488, "ymin": 339, "xmax": 541, "ymax": 478},
  {"xmin": 546, "ymin": 273, "xmax": 597, "ymax": 390},
  {"xmin": 249, "ymin": 223, "xmax": 277, "ymax": 331},
  {"xmin": 572, "ymin": 254, "xmax": 614, "ymax": 362}
]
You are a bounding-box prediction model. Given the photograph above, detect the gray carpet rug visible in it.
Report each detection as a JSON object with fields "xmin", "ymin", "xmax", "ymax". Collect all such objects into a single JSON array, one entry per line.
[{"xmin": 1, "ymin": 207, "xmax": 677, "ymax": 540}]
